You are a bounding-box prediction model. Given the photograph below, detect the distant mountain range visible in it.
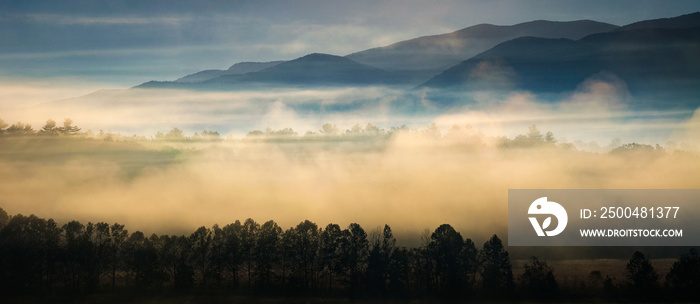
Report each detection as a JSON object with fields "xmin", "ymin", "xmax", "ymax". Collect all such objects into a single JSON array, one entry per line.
[
  {"xmin": 614, "ymin": 11, "xmax": 700, "ymax": 32},
  {"xmin": 174, "ymin": 61, "xmax": 285, "ymax": 83},
  {"xmin": 421, "ymin": 13, "xmax": 700, "ymax": 106},
  {"xmin": 137, "ymin": 12, "xmax": 700, "ymax": 108},
  {"xmin": 345, "ymin": 20, "xmax": 618, "ymax": 73},
  {"xmin": 142, "ymin": 19, "xmax": 621, "ymax": 88},
  {"xmin": 140, "ymin": 53, "xmax": 404, "ymax": 89}
]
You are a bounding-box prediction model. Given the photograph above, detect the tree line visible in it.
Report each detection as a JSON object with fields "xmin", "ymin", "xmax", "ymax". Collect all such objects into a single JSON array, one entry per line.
[
  {"xmin": 0, "ymin": 208, "xmax": 698, "ymax": 301},
  {"xmin": 2, "ymin": 117, "xmax": 690, "ymax": 156}
]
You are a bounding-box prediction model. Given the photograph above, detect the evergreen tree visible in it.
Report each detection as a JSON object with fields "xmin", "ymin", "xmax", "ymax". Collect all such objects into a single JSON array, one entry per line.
[{"xmin": 479, "ymin": 234, "xmax": 514, "ymax": 297}]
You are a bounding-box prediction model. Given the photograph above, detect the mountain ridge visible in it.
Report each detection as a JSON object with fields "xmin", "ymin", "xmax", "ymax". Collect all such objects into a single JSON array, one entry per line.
[
  {"xmin": 138, "ymin": 53, "xmax": 403, "ymax": 89},
  {"xmin": 137, "ymin": 11, "xmax": 700, "ymax": 103},
  {"xmin": 161, "ymin": 19, "xmax": 619, "ymax": 88},
  {"xmin": 345, "ymin": 19, "xmax": 619, "ymax": 73},
  {"xmin": 615, "ymin": 11, "xmax": 700, "ymax": 32},
  {"xmin": 175, "ymin": 61, "xmax": 286, "ymax": 83},
  {"xmin": 420, "ymin": 26, "xmax": 700, "ymax": 108}
]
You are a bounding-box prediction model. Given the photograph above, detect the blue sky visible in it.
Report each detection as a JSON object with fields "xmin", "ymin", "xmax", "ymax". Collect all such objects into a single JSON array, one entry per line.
[{"xmin": 1, "ymin": 0, "xmax": 699, "ymax": 88}]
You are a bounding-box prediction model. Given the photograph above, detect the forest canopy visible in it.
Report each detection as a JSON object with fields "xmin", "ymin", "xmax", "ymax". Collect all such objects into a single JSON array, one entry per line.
[{"xmin": 1, "ymin": 208, "xmax": 698, "ymax": 301}]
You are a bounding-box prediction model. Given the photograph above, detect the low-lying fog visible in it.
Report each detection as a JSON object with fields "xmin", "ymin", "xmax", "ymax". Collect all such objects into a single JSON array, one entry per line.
[{"xmin": 1, "ymin": 77, "xmax": 699, "ymax": 247}]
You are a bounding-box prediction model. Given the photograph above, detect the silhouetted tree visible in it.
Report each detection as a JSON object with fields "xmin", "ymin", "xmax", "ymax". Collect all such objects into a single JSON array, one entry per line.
[
  {"xmin": 39, "ymin": 119, "xmax": 59, "ymax": 136},
  {"xmin": 194, "ymin": 130, "xmax": 221, "ymax": 141},
  {"xmin": 189, "ymin": 226, "xmax": 212, "ymax": 287},
  {"xmin": 62, "ymin": 220, "xmax": 99, "ymax": 293},
  {"xmin": 365, "ymin": 123, "xmax": 380, "ymax": 133},
  {"xmin": 319, "ymin": 223, "xmax": 343, "ymax": 290},
  {"xmin": 168, "ymin": 235, "xmax": 195, "ymax": 291},
  {"xmin": 288, "ymin": 220, "xmax": 320, "ymax": 291},
  {"xmin": 246, "ymin": 130, "xmax": 265, "ymax": 138},
  {"xmin": 0, "ymin": 118, "xmax": 8, "ymax": 135},
  {"xmin": 59, "ymin": 118, "xmax": 81, "ymax": 135},
  {"xmin": 0, "ymin": 207, "xmax": 8, "ymax": 229},
  {"xmin": 462, "ymin": 238, "xmax": 479, "ymax": 292},
  {"xmin": 366, "ymin": 225, "xmax": 396, "ymax": 296},
  {"xmin": 346, "ymin": 123, "xmax": 363, "ymax": 134},
  {"xmin": 109, "ymin": 223, "xmax": 128, "ymax": 292},
  {"xmin": 545, "ymin": 131, "xmax": 557, "ymax": 144},
  {"xmin": 428, "ymin": 224, "xmax": 465, "ymax": 297},
  {"xmin": 266, "ymin": 127, "xmax": 297, "ymax": 138},
  {"xmin": 479, "ymin": 234, "xmax": 514, "ymax": 297},
  {"xmin": 527, "ymin": 124, "xmax": 543, "ymax": 142},
  {"xmin": 91, "ymin": 222, "xmax": 111, "ymax": 290},
  {"xmin": 0, "ymin": 214, "xmax": 61, "ymax": 294},
  {"xmin": 388, "ymin": 247, "xmax": 410, "ymax": 296},
  {"xmin": 123, "ymin": 231, "xmax": 165, "ymax": 291},
  {"xmin": 240, "ymin": 218, "xmax": 259, "ymax": 288},
  {"xmin": 279, "ymin": 227, "xmax": 295, "ymax": 289},
  {"xmin": 666, "ymin": 248, "xmax": 700, "ymax": 300},
  {"xmin": 320, "ymin": 123, "xmax": 339, "ymax": 135},
  {"xmin": 625, "ymin": 251, "xmax": 658, "ymax": 297},
  {"xmin": 6, "ymin": 122, "xmax": 33, "ymax": 136},
  {"xmin": 42, "ymin": 218, "xmax": 62, "ymax": 293},
  {"xmin": 519, "ymin": 256, "xmax": 558, "ymax": 299},
  {"xmin": 610, "ymin": 143, "xmax": 664, "ymax": 156},
  {"xmin": 413, "ymin": 229, "xmax": 435, "ymax": 294},
  {"xmin": 208, "ymin": 225, "xmax": 227, "ymax": 287},
  {"xmin": 340, "ymin": 223, "xmax": 368, "ymax": 296},
  {"xmin": 222, "ymin": 221, "xmax": 243, "ymax": 288},
  {"xmin": 255, "ymin": 220, "xmax": 281, "ymax": 289}
]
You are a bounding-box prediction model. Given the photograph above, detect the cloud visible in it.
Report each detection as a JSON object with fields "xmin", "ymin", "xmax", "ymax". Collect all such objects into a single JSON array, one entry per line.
[
  {"xmin": 1, "ymin": 86, "xmax": 417, "ymax": 137},
  {"xmin": 1, "ymin": 121, "xmax": 698, "ymax": 246},
  {"xmin": 428, "ymin": 75, "xmax": 698, "ymax": 147},
  {"xmin": 25, "ymin": 14, "xmax": 186, "ymax": 26},
  {"xmin": 1, "ymin": 78, "xmax": 699, "ymax": 245},
  {"xmin": 0, "ymin": 77, "xmax": 115, "ymax": 108},
  {"xmin": 3, "ymin": 78, "xmax": 697, "ymax": 148}
]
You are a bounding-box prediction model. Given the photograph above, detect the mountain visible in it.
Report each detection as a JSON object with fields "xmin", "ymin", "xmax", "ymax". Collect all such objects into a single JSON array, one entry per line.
[
  {"xmin": 139, "ymin": 53, "xmax": 402, "ymax": 89},
  {"xmin": 162, "ymin": 19, "xmax": 618, "ymax": 87},
  {"xmin": 421, "ymin": 37, "xmax": 595, "ymax": 91},
  {"xmin": 225, "ymin": 61, "xmax": 286, "ymax": 74},
  {"xmin": 208, "ymin": 53, "xmax": 401, "ymax": 86},
  {"xmin": 175, "ymin": 69, "xmax": 226, "ymax": 83},
  {"xmin": 175, "ymin": 61, "xmax": 285, "ymax": 83},
  {"xmin": 140, "ymin": 13, "xmax": 700, "ymax": 99},
  {"xmin": 345, "ymin": 20, "xmax": 619, "ymax": 73},
  {"xmin": 615, "ymin": 12, "xmax": 700, "ymax": 31},
  {"xmin": 421, "ymin": 26, "xmax": 700, "ymax": 107}
]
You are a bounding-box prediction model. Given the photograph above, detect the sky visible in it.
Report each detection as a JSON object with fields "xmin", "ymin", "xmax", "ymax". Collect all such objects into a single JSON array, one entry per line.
[{"xmin": 1, "ymin": 0, "xmax": 699, "ymax": 92}]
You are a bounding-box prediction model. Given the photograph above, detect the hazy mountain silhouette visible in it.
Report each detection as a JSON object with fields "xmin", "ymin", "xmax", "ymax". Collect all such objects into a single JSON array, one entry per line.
[
  {"xmin": 139, "ymin": 53, "xmax": 401, "ymax": 89},
  {"xmin": 211, "ymin": 53, "xmax": 398, "ymax": 85},
  {"xmin": 615, "ymin": 11, "xmax": 700, "ymax": 32},
  {"xmin": 421, "ymin": 25, "xmax": 700, "ymax": 108},
  {"xmin": 166, "ymin": 20, "xmax": 618, "ymax": 87},
  {"xmin": 345, "ymin": 20, "xmax": 618, "ymax": 74},
  {"xmin": 175, "ymin": 61, "xmax": 285, "ymax": 83},
  {"xmin": 175, "ymin": 69, "xmax": 226, "ymax": 83},
  {"xmin": 138, "ymin": 12, "xmax": 700, "ymax": 107},
  {"xmin": 421, "ymin": 37, "xmax": 594, "ymax": 91}
]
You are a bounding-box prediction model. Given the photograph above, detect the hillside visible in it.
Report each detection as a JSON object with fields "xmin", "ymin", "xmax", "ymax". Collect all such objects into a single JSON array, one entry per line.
[{"xmin": 345, "ymin": 20, "xmax": 618, "ymax": 73}]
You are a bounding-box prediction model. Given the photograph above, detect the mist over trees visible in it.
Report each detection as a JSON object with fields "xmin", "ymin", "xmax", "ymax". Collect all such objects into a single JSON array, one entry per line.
[
  {"xmin": 0, "ymin": 207, "xmax": 698, "ymax": 301},
  {"xmin": 2, "ymin": 117, "xmax": 694, "ymax": 157},
  {"xmin": 1, "ymin": 118, "xmax": 699, "ymax": 301}
]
